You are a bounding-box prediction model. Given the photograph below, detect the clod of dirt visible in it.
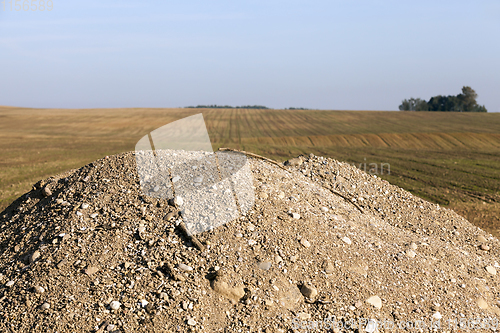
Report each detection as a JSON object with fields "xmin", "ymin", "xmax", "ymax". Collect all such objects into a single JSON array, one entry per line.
[{"xmin": 1, "ymin": 151, "xmax": 500, "ymax": 332}]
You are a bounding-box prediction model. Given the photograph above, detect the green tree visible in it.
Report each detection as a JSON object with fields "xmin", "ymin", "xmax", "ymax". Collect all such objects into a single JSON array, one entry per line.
[{"xmin": 399, "ymin": 98, "xmax": 428, "ymax": 111}]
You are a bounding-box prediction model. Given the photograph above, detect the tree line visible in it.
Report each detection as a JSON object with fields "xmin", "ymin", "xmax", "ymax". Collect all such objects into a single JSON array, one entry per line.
[
  {"xmin": 399, "ymin": 86, "xmax": 487, "ymax": 112},
  {"xmin": 185, "ymin": 105, "xmax": 270, "ymax": 109}
]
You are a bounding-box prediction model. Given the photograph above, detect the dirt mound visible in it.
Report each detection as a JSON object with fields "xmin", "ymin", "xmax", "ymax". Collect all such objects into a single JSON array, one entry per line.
[{"xmin": 1, "ymin": 152, "xmax": 499, "ymax": 332}]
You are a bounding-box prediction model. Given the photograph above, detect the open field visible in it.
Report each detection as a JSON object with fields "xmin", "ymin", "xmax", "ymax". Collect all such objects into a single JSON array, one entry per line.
[{"xmin": 1, "ymin": 106, "xmax": 499, "ymax": 235}]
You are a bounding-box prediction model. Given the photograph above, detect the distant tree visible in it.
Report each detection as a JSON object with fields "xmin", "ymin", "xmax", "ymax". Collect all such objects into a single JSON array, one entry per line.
[
  {"xmin": 399, "ymin": 98, "xmax": 428, "ymax": 111},
  {"xmin": 400, "ymin": 86, "xmax": 487, "ymax": 112}
]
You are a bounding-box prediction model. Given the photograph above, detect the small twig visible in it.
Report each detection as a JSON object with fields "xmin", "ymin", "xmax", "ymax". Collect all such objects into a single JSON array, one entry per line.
[
  {"xmin": 327, "ymin": 188, "xmax": 364, "ymax": 214},
  {"xmin": 218, "ymin": 147, "xmax": 363, "ymax": 213},
  {"xmin": 177, "ymin": 220, "xmax": 206, "ymax": 252},
  {"xmin": 217, "ymin": 147, "xmax": 289, "ymax": 172}
]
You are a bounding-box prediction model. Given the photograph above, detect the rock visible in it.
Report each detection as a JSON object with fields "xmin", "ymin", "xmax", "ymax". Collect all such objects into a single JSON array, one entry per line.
[
  {"xmin": 485, "ymin": 266, "xmax": 496, "ymax": 275},
  {"xmin": 286, "ymin": 157, "xmax": 303, "ymax": 167},
  {"xmin": 140, "ymin": 299, "xmax": 149, "ymax": 307},
  {"xmin": 477, "ymin": 298, "xmax": 488, "ymax": 309},
  {"xmin": 40, "ymin": 302, "xmax": 50, "ymax": 310},
  {"xmin": 478, "ymin": 235, "xmax": 487, "ymax": 243},
  {"xmin": 409, "ymin": 242, "xmax": 418, "ymax": 250},
  {"xmin": 277, "ymin": 191, "xmax": 285, "ymax": 199},
  {"xmin": 432, "ymin": 312, "xmax": 442, "ymax": 320},
  {"xmin": 296, "ymin": 312, "xmax": 311, "ymax": 320},
  {"xmin": 321, "ymin": 207, "xmax": 329, "ymax": 213},
  {"xmin": 106, "ymin": 324, "xmax": 116, "ymax": 331},
  {"xmin": 405, "ymin": 250, "xmax": 416, "ymax": 258},
  {"xmin": 165, "ymin": 211, "xmax": 176, "ymax": 221},
  {"xmin": 480, "ymin": 244, "xmax": 490, "ymax": 251},
  {"xmin": 34, "ymin": 286, "xmax": 45, "ymax": 294},
  {"xmin": 187, "ymin": 318, "xmax": 197, "ymax": 326},
  {"xmin": 324, "ymin": 261, "xmax": 335, "ymax": 274},
  {"xmin": 81, "ymin": 203, "xmax": 89, "ymax": 209},
  {"xmin": 291, "ymin": 213, "xmax": 300, "ymax": 219},
  {"xmin": 85, "ymin": 266, "xmax": 99, "ymax": 276},
  {"xmin": 211, "ymin": 277, "xmax": 245, "ymax": 301},
  {"xmin": 300, "ymin": 283, "xmax": 318, "ymax": 299},
  {"xmin": 42, "ymin": 187, "xmax": 52, "ymax": 197},
  {"xmin": 110, "ymin": 301, "xmax": 121, "ymax": 310},
  {"xmin": 258, "ymin": 262, "xmax": 272, "ymax": 271},
  {"xmin": 5, "ymin": 280, "xmax": 15, "ymax": 288},
  {"xmin": 342, "ymin": 237, "xmax": 352, "ymax": 245},
  {"xmin": 300, "ymin": 239, "xmax": 311, "ymax": 248},
  {"xmin": 30, "ymin": 250, "xmax": 41, "ymax": 263},
  {"xmin": 178, "ymin": 263, "xmax": 193, "ymax": 271},
  {"xmin": 174, "ymin": 196, "xmax": 184, "ymax": 206},
  {"xmin": 366, "ymin": 296, "xmax": 382, "ymax": 309},
  {"xmin": 138, "ymin": 226, "xmax": 146, "ymax": 233},
  {"xmin": 260, "ymin": 193, "xmax": 268, "ymax": 199}
]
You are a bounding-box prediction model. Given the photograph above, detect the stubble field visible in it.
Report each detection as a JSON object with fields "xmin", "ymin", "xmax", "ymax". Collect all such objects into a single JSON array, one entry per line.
[{"xmin": 1, "ymin": 106, "xmax": 499, "ymax": 235}]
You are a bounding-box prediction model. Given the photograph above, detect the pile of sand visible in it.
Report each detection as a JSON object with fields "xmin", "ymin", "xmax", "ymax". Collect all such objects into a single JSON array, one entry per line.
[{"xmin": 0, "ymin": 152, "xmax": 499, "ymax": 332}]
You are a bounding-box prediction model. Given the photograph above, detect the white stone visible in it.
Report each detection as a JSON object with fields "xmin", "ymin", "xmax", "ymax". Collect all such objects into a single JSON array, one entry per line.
[
  {"xmin": 432, "ymin": 312, "xmax": 442, "ymax": 320},
  {"xmin": 178, "ymin": 263, "xmax": 193, "ymax": 271},
  {"xmin": 342, "ymin": 237, "xmax": 352, "ymax": 245},
  {"xmin": 366, "ymin": 296, "xmax": 382, "ymax": 309},
  {"xmin": 110, "ymin": 301, "xmax": 121, "ymax": 310}
]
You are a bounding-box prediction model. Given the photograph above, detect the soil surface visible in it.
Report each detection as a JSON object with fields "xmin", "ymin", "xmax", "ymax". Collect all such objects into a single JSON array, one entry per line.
[{"xmin": 1, "ymin": 152, "xmax": 499, "ymax": 332}]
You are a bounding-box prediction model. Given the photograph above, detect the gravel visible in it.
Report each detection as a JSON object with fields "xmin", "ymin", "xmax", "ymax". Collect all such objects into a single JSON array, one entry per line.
[{"xmin": 0, "ymin": 151, "xmax": 499, "ymax": 332}]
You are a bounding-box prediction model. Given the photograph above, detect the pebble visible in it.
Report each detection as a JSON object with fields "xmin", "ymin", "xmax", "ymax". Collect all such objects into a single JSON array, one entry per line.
[
  {"xmin": 300, "ymin": 283, "xmax": 318, "ymax": 299},
  {"xmin": 106, "ymin": 324, "xmax": 116, "ymax": 331},
  {"xmin": 324, "ymin": 261, "xmax": 335, "ymax": 274},
  {"xmin": 291, "ymin": 213, "xmax": 300, "ymax": 219},
  {"xmin": 42, "ymin": 187, "xmax": 52, "ymax": 197},
  {"xmin": 174, "ymin": 196, "xmax": 184, "ymax": 206},
  {"xmin": 277, "ymin": 191, "xmax": 285, "ymax": 199},
  {"xmin": 187, "ymin": 318, "xmax": 197, "ymax": 326},
  {"xmin": 178, "ymin": 263, "xmax": 193, "ymax": 271},
  {"xmin": 34, "ymin": 285, "xmax": 45, "ymax": 294},
  {"xmin": 366, "ymin": 296, "xmax": 382, "ymax": 309},
  {"xmin": 405, "ymin": 250, "xmax": 416, "ymax": 258},
  {"xmin": 260, "ymin": 193, "xmax": 268, "ymax": 199},
  {"xmin": 85, "ymin": 266, "xmax": 99, "ymax": 276},
  {"xmin": 410, "ymin": 242, "xmax": 418, "ymax": 250},
  {"xmin": 40, "ymin": 302, "xmax": 50, "ymax": 310},
  {"xmin": 140, "ymin": 299, "xmax": 149, "ymax": 307},
  {"xmin": 480, "ymin": 244, "xmax": 490, "ymax": 251},
  {"xmin": 90, "ymin": 213, "xmax": 98, "ymax": 219},
  {"xmin": 110, "ymin": 301, "xmax": 121, "ymax": 310},
  {"xmin": 485, "ymin": 266, "xmax": 496, "ymax": 275},
  {"xmin": 342, "ymin": 237, "xmax": 352, "ymax": 245},
  {"xmin": 432, "ymin": 312, "xmax": 442, "ymax": 320},
  {"xmin": 478, "ymin": 235, "xmax": 487, "ymax": 243},
  {"xmin": 300, "ymin": 239, "xmax": 311, "ymax": 248},
  {"xmin": 5, "ymin": 280, "xmax": 15, "ymax": 288},
  {"xmin": 321, "ymin": 207, "xmax": 329, "ymax": 213},
  {"xmin": 81, "ymin": 203, "xmax": 89, "ymax": 209},
  {"xmin": 258, "ymin": 262, "xmax": 272, "ymax": 270},
  {"xmin": 477, "ymin": 298, "xmax": 488, "ymax": 309},
  {"xmin": 30, "ymin": 250, "xmax": 41, "ymax": 263}
]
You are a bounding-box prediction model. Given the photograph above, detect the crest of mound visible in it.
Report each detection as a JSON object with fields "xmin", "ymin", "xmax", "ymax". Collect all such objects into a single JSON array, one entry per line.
[{"xmin": 0, "ymin": 151, "xmax": 499, "ymax": 332}]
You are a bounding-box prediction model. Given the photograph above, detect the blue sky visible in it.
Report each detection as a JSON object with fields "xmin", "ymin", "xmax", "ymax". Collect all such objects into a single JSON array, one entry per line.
[{"xmin": 0, "ymin": 0, "xmax": 499, "ymax": 111}]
